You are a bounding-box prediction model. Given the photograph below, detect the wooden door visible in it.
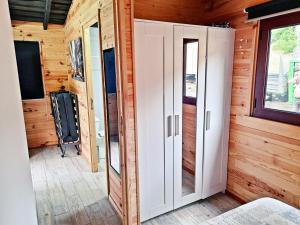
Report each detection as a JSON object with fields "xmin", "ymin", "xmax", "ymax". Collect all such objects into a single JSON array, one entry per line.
[
  {"xmin": 134, "ymin": 20, "xmax": 174, "ymax": 222},
  {"xmin": 202, "ymin": 27, "xmax": 235, "ymax": 198},
  {"xmin": 173, "ymin": 25, "xmax": 207, "ymax": 209}
]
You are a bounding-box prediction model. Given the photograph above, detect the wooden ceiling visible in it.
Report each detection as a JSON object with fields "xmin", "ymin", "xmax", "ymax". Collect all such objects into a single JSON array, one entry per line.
[{"xmin": 8, "ymin": 0, "xmax": 72, "ymax": 29}]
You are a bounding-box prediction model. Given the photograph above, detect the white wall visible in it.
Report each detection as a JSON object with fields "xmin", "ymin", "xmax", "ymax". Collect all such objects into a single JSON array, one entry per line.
[
  {"xmin": 0, "ymin": 2, "xmax": 38, "ymax": 225},
  {"xmin": 90, "ymin": 27, "xmax": 105, "ymax": 134}
]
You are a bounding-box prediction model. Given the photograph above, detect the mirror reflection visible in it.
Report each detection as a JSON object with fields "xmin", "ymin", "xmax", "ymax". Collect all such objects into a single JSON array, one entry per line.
[
  {"xmin": 103, "ymin": 48, "xmax": 121, "ymax": 174},
  {"xmin": 182, "ymin": 39, "xmax": 199, "ymax": 196}
]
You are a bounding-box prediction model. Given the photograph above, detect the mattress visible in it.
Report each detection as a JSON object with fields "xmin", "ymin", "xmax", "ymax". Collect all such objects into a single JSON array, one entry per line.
[{"xmin": 201, "ymin": 198, "xmax": 300, "ymax": 225}]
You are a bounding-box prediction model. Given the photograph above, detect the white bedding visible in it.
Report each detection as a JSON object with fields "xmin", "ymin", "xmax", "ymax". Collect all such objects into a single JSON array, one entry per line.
[{"xmin": 201, "ymin": 198, "xmax": 300, "ymax": 225}]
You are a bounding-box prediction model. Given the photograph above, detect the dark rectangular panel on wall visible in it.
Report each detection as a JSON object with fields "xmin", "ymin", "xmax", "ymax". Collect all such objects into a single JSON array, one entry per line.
[
  {"xmin": 14, "ymin": 41, "xmax": 44, "ymax": 100},
  {"xmin": 245, "ymin": 0, "xmax": 300, "ymax": 20}
]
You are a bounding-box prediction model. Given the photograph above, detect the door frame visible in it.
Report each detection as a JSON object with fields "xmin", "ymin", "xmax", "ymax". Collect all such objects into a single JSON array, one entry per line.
[{"xmin": 82, "ymin": 11, "xmax": 110, "ymax": 196}]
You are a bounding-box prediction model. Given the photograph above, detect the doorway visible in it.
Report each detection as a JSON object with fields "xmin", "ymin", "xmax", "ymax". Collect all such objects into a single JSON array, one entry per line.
[
  {"xmin": 82, "ymin": 17, "xmax": 108, "ymax": 175},
  {"xmin": 85, "ymin": 22, "xmax": 107, "ymax": 173}
]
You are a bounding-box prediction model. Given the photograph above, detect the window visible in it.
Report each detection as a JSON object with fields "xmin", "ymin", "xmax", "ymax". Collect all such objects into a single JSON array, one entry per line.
[
  {"xmin": 253, "ymin": 12, "xmax": 300, "ymax": 125},
  {"xmin": 183, "ymin": 39, "xmax": 199, "ymax": 105},
  {"xmin": 14, "ymin": 41, "xmax": 44, "ymax": 100}
]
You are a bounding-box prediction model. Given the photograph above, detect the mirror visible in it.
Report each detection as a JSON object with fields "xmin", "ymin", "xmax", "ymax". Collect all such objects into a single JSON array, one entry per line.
[
  {"xmin": 182, "ymin": 39, "xmax": 199, "ymax": 196},
  {"xmin": 103, "ymin": 48, "xmax": 121, "ymax": 174}
]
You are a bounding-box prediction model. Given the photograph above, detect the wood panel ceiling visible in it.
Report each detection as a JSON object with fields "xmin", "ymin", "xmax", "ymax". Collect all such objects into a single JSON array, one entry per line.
[{"xmin": 8, "ymin": 0, "xmax": 72, "ymax": 29}]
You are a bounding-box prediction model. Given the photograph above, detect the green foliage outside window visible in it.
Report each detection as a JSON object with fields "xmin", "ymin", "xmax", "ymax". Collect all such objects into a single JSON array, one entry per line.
[{"xmin": 271, "ymin": 26, "xmax": 297, "ymax": 54}]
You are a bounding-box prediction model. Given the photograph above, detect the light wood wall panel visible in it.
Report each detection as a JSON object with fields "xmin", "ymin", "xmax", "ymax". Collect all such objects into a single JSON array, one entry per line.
[
  {"xmin": 65, "ymin": 0, "xmax": 100, "ymax": 167},
  {"xmin": 198, "ymin": 0, "xmax": 270, "ymax": 24},
  {"xmin": 134, "ymin": 0, "xmax": 270, "ymax": 24},
  {"xmin": 64, "ymin": 0, "xmax": 114, "ymax": 167},
  {"xmin": 201, "ymin": 0, "xmax": 300, "ymax": 208},
  {"xmin": 109, "ymin": 167, "xmax": 123, "ymax": 216},
  {"xmin": 134, "ymin": 0, "xmax": 206, "ymax": 24},
  {"xmin": 12, "ymin": 21, "xmax": 68, "ymax": 149},
  {"xmin": 116, "ymin": 0, "xmax": 139, "ymax": 224},
  {"xmin": 108, "ymin": 94, "xmax": 119, "ymax": 135},
  {"xmin": 182, "ymin": 104, "xmax": 196, "ymax": 174},
  {"xmin": 64, "ymin": 0, "xmax": 123, "ymax": 217}
]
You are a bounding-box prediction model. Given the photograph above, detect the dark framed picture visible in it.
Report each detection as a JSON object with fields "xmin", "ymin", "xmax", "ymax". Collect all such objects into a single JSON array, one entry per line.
[{"xmin": 69, "ymin": 37, "xmax": 85, "ymax": 82}]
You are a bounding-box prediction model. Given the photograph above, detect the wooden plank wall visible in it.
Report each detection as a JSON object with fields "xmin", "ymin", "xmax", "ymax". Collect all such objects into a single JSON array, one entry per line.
[
  {"xmin": 134, "ymin": 0, "xmax": 270, "ymax": 24},
  {"xmin": 134, "ymin": 0, "xmax": 206, "ymax": 24},
  {"xmin": 64, "ymin": 0, "xmax": 100, "ymax": 168},
  {"xmin": 182, "ymin": 104, "xmax": 196, "ymax": 174},
  {"xmin": 108, "ymin": 94, "xmax": 119, "ymax": 135},
  {"xmin": 65, "ymin": 0, "xmax": 114, "ymax": 167},
  {"xmin": 12, "ymin": 21, "xmax": 69, "ymax": 149},
  {"xmin": 228, "ymin": 14, "xmax": 300, "ymax": 208},
  {"xmin": 116, "ymin": 0, "xmax": 139, "ymax": 224},
  {"xmin": 199, "ymin": 0, "xmax": 300, "ymax": 208},
  {"xmin": 64, "ymin": 0, "xmax": 124, "ymax": 217}
]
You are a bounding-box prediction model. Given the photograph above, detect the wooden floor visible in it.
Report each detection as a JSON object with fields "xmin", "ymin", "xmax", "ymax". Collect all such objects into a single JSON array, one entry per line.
[
  {"xmin": 29, "ymin": 146, "xmax": 122, "ymax": 225},
  {"xmin": 30, "ymin": 147, "xmax": 240, "ymax": 225},
  {"xmin": 182, "ymin": 169, "xmax": 195, "ymax": 196},
  {"xmin": 142, "ymin": 193, "xmax": 241, "ymax": 225}
]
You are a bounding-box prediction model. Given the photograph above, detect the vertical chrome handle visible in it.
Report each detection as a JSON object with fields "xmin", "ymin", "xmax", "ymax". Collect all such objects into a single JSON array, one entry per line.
[
  {"xmin": 167, "ymin": 115, "xmax": 172, "ymax": 137},
  {"xmin": 175, "ymin": 115, "xmax": 179, "ymax": 136},
  {"xmin": 206, "ymin": 111, "xmax": 211, "ymax": 130}
]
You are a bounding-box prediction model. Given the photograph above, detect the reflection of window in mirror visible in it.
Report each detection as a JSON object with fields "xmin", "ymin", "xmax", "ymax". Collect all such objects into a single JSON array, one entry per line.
[
  {"xmin": 103, "ymin": 48, "xmax": 121, "ymax": 175},
  {"xmin": 182, "ymin": 39, "xmax": 199, "ymax": 196},
  {"xmin": 183, "ymin": 39, "xmax": 199, "ymax": 105}
]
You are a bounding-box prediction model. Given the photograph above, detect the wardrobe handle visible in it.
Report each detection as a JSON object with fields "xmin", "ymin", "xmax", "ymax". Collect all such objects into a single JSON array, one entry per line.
[
  {"xmin": 206, "ymin": 111, "xmax": 211, "ymax": 130},
  {"xmin": 175, "ymin": 115, "xmax": 179, "ymax": 136},
  {"xmin": 167, "ymin": 115, "xmax": 172, "ymax": 137}
]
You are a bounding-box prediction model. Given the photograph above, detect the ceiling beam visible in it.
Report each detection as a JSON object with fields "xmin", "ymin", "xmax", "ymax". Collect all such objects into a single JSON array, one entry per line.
[
  {"xmin": 11, "ymin": 10, "xmax": 66, "ymax": 20},
  {"xmin": 9, "ymin": 0, "xmax": 45, "ymax": 8},
  {"xmin": 11, "ymin": 16, "xmax": 43, "ymax": 23},
  {"xmin": 52, "ymin": 0, "xmax": 72, "ymax": 5},
  {"xmin": 43, "ymin": 0, "xmax": 52, "ymax": 30},
  {"xmin": 9, "ymin": 5, "xmax": 66, "ymax": 15}
]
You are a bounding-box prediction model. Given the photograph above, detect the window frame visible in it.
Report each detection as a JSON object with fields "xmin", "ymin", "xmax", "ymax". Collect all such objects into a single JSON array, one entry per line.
[
  {"xmin": 253, "ymin": 11, "xmax": 300, "ymax": 126},
  {"xmin": 182, "ymin": 38, "xmax": 198, "ymax": 105}
]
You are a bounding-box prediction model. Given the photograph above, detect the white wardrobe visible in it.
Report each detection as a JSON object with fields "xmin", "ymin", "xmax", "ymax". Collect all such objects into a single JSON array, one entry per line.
[{"xmin": 134, "ymin": 20, "xmax": 235, "ymax": 222}]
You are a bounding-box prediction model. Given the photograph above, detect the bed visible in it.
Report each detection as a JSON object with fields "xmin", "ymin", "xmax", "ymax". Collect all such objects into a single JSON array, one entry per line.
[{"xmin": 201, "ymin": 198, "xmax": 300, "ymax": 225}]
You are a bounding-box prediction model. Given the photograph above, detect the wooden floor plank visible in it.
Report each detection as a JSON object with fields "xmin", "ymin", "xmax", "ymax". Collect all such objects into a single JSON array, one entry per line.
[
  {"xmin": 142, "ymin": 193, "xmax": 241, "ymax": 225},
  {"xmin": 30, "ymin": 147, "xmax": 121, "ymax": 225}
]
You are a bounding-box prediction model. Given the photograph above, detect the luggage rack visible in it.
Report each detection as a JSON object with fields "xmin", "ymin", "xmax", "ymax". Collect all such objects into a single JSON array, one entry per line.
[{"xmin": 50, "ymin": 89, "xmax": 81, "ymax": 157}]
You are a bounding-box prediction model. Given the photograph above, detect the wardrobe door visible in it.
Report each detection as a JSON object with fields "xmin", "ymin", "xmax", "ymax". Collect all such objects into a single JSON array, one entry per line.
[
  {"xmin": 173, "ymin": 25, "xmax": 207, "ymax": 209},
  {"xmin": 202, "ymin": 27, "xmax": 235, "ymax": 199},
  {"xmin": 134, "ymin": 20, "xmax": 174, "ymax": 222}
]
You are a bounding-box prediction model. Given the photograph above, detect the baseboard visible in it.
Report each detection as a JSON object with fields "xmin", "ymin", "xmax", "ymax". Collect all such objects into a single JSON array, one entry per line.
[
  {"xmin": 225, "ymin": 190, "xmax": 246, "ymax": 205},
  {"xmin": 28, "ymin": 143, "xmax": 58, "ymax": 150}
]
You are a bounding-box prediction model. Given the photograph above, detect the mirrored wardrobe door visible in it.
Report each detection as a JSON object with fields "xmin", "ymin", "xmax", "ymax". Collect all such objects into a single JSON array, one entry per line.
[
  {"xmin": 103, "ymin": 47, "xmax": 121, "ymax": 175},
  {"xmin": 173, "ymin": 25, "xmax": 207, "ymax": 209},
  {"xmin": 100, "ymin": 4, "xmax": 122, "ymax": 177}
]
